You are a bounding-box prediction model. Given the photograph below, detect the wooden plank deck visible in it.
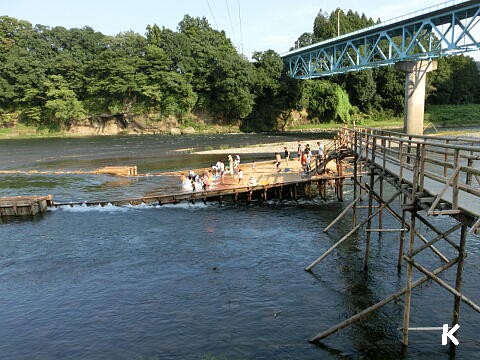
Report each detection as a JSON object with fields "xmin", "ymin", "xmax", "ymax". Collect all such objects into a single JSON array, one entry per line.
[
  {"xmin": 343, "ymin": 126, "xmax": 480, "ymax": 219},
  {"xmin": 53, "ymin": 158, "xmax": 349, "ymax": 207},
  {"xmin": 366, "ymin": 150, "xmax": 480, "ymax": 217}
]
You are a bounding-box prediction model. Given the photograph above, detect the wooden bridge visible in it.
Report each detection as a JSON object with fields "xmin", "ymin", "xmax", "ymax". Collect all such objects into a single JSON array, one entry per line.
[{"xmin": 307, "ymin": 126, "xmax": 480, "ymax": 351}]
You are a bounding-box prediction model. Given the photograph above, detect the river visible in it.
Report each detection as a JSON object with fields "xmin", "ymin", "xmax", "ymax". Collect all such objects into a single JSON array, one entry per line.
[{"xmin": 1, "ymin": 133, "xmax": 479, "ymax": 359}]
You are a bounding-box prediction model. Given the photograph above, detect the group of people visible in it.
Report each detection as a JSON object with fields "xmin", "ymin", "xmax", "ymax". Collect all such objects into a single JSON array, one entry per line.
[
  {"xmin": 180, "ymin": 170, "xmax": 212, "ymax": 192},
  {"xmin": 298, "ymin": 141, "xmax": 324, "ymax": 174},
  {"xmin": 180, "ymin": 153, "xmax": 257, "ymax": 192},
  {"xmin": 180, "ymin": 141, "xmax": 326, "ymax": 191},
  {"xmin": 274, "ymin": 141, "xmax": 325, "ymax": 174}
]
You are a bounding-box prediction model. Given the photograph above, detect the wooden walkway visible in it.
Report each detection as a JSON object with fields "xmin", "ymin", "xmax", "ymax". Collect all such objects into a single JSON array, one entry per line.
[
  {"xmin": 340, "ymin": 127, "xmax": 480, "ymax": 219},
  {"xmin": 53, "ymin": 157, "xmax": 350, "ymax": 207},
  {"xmin": 306, "ymin": 127, "xmax": 480, "ymax": 347}
]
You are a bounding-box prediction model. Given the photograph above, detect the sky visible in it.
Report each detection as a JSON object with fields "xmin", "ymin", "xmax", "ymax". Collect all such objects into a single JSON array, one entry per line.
[{"xmin": 2, "ymin": 0, "xmax": 479, "ymax": 60}]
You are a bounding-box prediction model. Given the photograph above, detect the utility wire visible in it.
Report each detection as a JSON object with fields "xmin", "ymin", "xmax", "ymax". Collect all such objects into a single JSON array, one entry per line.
[
  {"xmin": 225, "ymin": 0, "xmax": 237, "ymax": 46},
  {"xmin": 237, "ymin": 0, "xmax": 244, "ymax": 55},
  {"xmin": 206, "ymin": 0, "xmax": 219, "ymax": 30}
]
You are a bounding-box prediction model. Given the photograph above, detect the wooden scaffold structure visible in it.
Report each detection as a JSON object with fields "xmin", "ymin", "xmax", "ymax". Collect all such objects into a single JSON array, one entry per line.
[{"xmin": 305, "ymin": 126, "xmax": 480, "ymax": 352}]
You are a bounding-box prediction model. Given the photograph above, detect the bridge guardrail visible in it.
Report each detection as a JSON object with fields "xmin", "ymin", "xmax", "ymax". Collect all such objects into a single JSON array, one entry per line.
[{"xmin": 340, "ymin": 127, "xmax": 480, "ymax": 222}]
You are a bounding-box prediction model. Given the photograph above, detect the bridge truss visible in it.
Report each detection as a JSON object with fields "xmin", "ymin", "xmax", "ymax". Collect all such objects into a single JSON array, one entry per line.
[{"xmin": 283, "ymin": 0, "xmax": 480, "ymax": 78}]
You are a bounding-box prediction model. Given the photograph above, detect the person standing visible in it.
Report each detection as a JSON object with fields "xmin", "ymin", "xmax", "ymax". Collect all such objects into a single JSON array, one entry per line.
[
  {"xmin": 301, "ymin": 150, "xmax": 308, "ymax": 173},
  {"xmin": 317, "ymin": 141, "xmax": 324, "ymax": 160},
  {"xmin": 275, "ymin": 152, "xmax": 282, "ymax": 172},
  {"xmin": 297, "ymin": 141, "xmax": 303, "ymax": 160},
  {"xmin": 219, "ymin": 160, "xmax": 225, "ymax": 184},
  {"xmin": 228, "ymin": 155, "xmax": 234, "ymax": 175},
  {"xmin": 284, "ymin": 146, "xmax": 290, "ymax": 167},
  {"xmin": 306, "ymin": 148, "xmax": 312, "ymax": 172},
  {"xmin": 238, "ymin": 168, "xmax": 243, "ymax": 184}
]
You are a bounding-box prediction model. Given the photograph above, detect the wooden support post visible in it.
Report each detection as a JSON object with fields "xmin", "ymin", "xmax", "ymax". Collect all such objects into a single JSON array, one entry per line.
[
  {"xmin": 378, "ymin": 176, "xmax": 384, "ymax": 230},
  {"xmin": 399, "ymin": 140, "xmax": 404, "ymax": 183},
  {"xmin": 309, "ymin": 258, "xmax": 458, "ymax": 343},
  {"xmin": 402, "ymin": 144, "xmax": 421, "ymax": 347},
  {"xmin": 358, "ymin": 131, "xmax": 364, "ymax": 199},
  {"xmin": 411, "ymin": 223, "xmax": 461, "ymax": 257},
  {"xmin": 364, "ymin": 138, "xmax": 377, "ymax": 270},
  {"xmin": 404, "ymin": 256, "xmax": 480, "ymax": 313},
  {"xmin": 452, "ymin": 149, "xmax": 460, "ymax": 211},
  {"xmin": 353, "ymin": 132, "xmax": 358, "ymax": 226},
  {"xmin": 378, "ymin": 138, "xmax": 386, "ymax": 230},
  {"xmin": 402, "ymin": 207, "xmax": 416, "ymax": 346},
  {"xmin": 305, "ymin": 191, "xmax": 401, "ymax": 271},
  {"xmin": 399, "ymin": 194, "xmax": 407, "ymax": 270},
  {"xmin": 444, "ymin": 139, "xmax": 450, "ymax": 178},
  {"xmin": 418, "ymin": 144, "xmax": 426, "ymax": 194},
  {"xmin": 361, "ymin": 181, "xmax": 451, "ymax": 264},
  {"xmin": 415, "ymin": 214, "xmax": 460, "ymax": 250},
  {"xmin": 450, "ymin": 223, "xmax": 468, "ymax": 353},
  {"xmin": 336, "ymin": 159, "xmax": 344, "ymax": 202},
  {"xmin": 466, "ymin": 157, "xmax": 473, "ymax": 186},
  {"xmin": 323, "ymin": 196, "xmax": 361, "ymax": 233},
  {"xmin": 365, "ymin": 228, "xmax": 408, "ymax": 233}
]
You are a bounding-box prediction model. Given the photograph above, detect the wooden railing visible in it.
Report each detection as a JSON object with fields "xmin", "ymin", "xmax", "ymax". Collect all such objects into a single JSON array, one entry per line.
[{"xmin": 339, "ymin": 127, "xmax": 480, "ymax": 220}]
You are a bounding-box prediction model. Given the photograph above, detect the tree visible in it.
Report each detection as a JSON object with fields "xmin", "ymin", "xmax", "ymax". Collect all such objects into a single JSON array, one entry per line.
[
  {"xmin": 246, "ymin": 50, "xmax": 301, "ymax": 131},
  {"xmin": 176, "ymin": 15, "xmax": 254, "ymax": 122},
  {"xmin": 300, "ymin": 80, "xmax": 353, "ymax": 123},
  {"xmin": 428, "ymin": 55, "xmax": 480, "ymax": 105},
  {"xmin": 291, "ymin": 32, "xmax": 315, "ymax": 50},
  {"xmin": 374, "ymin": 67, "xmax": 404, "ymax": 115},
  {"xmin": 85, "ymin": 31, "xmax": 150, "ymax": 114},
  {"xmin": 44, "ymin": 75, "xmax": 86, "ymax": 127}
]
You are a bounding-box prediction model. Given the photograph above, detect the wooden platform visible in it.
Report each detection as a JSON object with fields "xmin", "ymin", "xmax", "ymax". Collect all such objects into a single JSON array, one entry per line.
[
  {"xmin": 0, "ymin": 195, "xmax": 53, "ymax": 216},
  {"xmin": 95, "ymin": 165, "xmax": 138, "ymax": 176}
]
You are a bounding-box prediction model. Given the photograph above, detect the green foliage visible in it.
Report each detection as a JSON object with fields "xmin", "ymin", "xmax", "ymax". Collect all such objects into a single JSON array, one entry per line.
[
  {"xmin": 425, "ymin": 103, "xmax": 480, "ymax": 126},
  {"xmin": 429, "ymin": 55, "xmax": 480, "ymax": 105},
  {"xmin": 245, "ymin": 50, "xmax": 301, "ymax": 131},
  {"xmin": 44, "ymin": 75, "xmax": 86, "ymax": 126},
  {"xmin": 300, "ymin": 80, "xmax": 353, "ymax": 123},
  {"xmin": 1, "ymin": 10, "xmax": 479, "ymax": 135},
  {"xmin": 0, "ymin": 14, "xmax": 254, "ymax": 129}
]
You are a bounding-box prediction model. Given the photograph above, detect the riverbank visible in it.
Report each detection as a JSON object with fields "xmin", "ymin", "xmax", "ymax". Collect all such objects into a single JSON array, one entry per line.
[
  {"xmin": 1, "ymin": 104, "xmax": 479, "ymax": 140},
  {"xmin": 0, "ymin": 122, "xmax": 242, "ymax": 140}
]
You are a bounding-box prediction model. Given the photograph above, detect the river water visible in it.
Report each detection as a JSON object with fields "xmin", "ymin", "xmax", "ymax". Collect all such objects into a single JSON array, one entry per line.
[{"xmin": 1, "ymin": 133, "xmax": 479, "ymax": 359}]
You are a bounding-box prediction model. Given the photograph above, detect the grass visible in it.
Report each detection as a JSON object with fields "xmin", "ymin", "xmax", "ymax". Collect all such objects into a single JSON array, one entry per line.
[
  {"xmin": 425, "ymin": 104, "xmax": 480, "ymax": 127},
  {"xmin": 0, "ymin": 123, "xmax": 73, "ymax": 139},
  {"xmin": 287, "ymin": 104, "xmax": 480, "ymax": 132},
  {"xmin": 287, "ymin": 119, "xmax": 403, "ymax": 131}
]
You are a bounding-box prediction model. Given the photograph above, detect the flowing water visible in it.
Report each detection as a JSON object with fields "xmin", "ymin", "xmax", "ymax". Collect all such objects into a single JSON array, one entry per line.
[{"xmin": 1, "ymin": 133, "xmax": 479, "ymax": 359}]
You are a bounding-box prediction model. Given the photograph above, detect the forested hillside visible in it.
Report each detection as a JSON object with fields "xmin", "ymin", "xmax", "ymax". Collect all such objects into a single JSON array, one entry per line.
[{"xmin": 0, "ymin": 9, "xmax": 479, "ymax": 134}]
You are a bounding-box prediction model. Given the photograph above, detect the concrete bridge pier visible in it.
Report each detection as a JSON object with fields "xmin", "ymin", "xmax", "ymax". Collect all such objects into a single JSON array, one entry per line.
[{"xmin": 395, "ymin": 60, "xmax": 437, "ymax": 135}]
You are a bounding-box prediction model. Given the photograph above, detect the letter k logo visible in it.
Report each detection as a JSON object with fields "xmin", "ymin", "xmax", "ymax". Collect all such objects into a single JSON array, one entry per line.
[{"xmin": 442, "ymin": 324, "xmax": 460, "ymax": 345}]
